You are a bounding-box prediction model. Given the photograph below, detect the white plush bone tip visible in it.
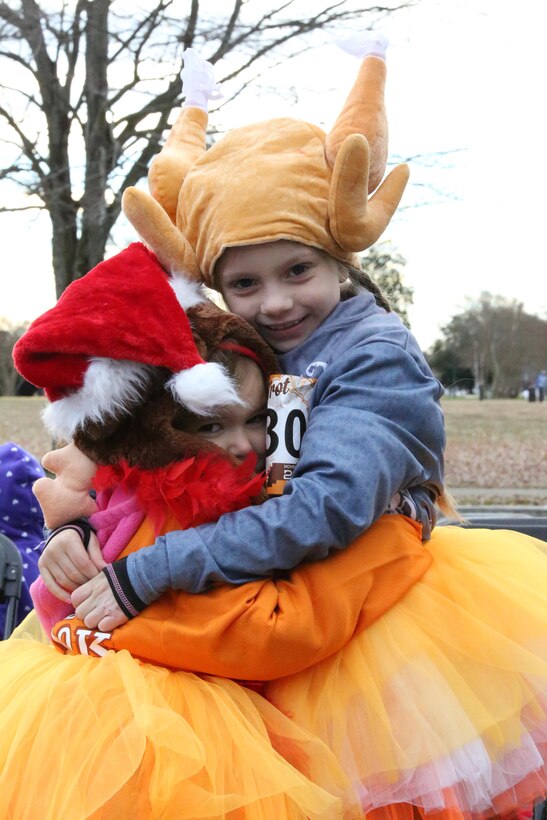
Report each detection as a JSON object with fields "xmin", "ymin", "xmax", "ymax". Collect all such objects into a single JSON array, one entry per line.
[
  {"xmin": 182, "ymin": 47, "xmax": 223, "ymax": 111},
  {"xmin": 333, "ymin": 31, "xmax": 389, "ymax": 60}
]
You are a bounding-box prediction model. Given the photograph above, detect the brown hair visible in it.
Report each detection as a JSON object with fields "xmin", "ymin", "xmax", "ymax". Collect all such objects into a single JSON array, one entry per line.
[
  {"xmin": 436, "ymin": 489, "xmax": 463, "ymax": 522},
  {"xmin": 339, "ymin": 262, "xmax": 392, "ymax": 312}
]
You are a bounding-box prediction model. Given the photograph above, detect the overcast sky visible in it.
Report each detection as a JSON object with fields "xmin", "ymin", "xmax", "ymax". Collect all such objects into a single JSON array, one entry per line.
[{"xmin": 2, "ymin": 0, "xmax": 546, "ymax": 352}]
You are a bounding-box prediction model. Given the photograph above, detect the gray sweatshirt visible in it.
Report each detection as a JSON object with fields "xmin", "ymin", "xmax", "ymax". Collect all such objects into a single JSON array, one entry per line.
[{"xmin": 127, "ymin": 293, "xmax": 445, "ymax": 601}]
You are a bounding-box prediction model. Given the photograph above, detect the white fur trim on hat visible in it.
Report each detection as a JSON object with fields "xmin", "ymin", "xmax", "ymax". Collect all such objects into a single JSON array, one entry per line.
[
  {"xmin": 167, "ymin": 362, "xmax": 244, "ymax": 415},
  {"xmin": 42, "ymin": 358, "xmax": 153, "ymax": 440},
  {"xmin": 169, "ymin": 276, "xmax": 206, "ymax": 309}
]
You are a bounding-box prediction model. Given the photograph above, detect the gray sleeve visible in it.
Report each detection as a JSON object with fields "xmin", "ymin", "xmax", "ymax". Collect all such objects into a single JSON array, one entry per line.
[{"xmin": 127, "ymin": 339, "xmax": 445, "ymax": 601}]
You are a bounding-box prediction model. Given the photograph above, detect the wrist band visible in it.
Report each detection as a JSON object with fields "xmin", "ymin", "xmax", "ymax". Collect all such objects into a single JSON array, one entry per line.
[
  {"xmin": 102, "ymin": 558, "xmax": 147, "ymax": 620},
  {"xmin": 43, "ymin": 519, "xmax": 96, "ymax": 551}
]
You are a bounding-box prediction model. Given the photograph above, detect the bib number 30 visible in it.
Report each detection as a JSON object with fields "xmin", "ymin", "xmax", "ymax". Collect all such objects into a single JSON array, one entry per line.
[
  {"xmin": 265, "ymin": 374, "xmax": 316, "ymax": 496},
  {"xmin": 266, "ymin": 408, "xmax": 307, "ymax": 459}
]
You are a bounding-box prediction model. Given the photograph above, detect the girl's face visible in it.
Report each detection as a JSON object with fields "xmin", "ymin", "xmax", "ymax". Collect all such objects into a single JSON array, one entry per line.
[
  {"xmin": 185, "ymin": 359, "xmax": 268, "ymax": 472},
  {"xmin": 217, "ymin": 240, "xmax": 342, "ymax": 353}
]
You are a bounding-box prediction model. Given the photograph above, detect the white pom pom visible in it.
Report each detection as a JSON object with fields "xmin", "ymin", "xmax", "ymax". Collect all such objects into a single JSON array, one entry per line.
[
  {"xmin": 167, "ymin": 362, "xmax": 244, "ymax": 415},
  {"xmin": 169, "ymin": 276, "xmax": 206, "ymax": 309},
  {"xmin": 42, "ymin": 359, "xmax": 152, "ymax": 440}
]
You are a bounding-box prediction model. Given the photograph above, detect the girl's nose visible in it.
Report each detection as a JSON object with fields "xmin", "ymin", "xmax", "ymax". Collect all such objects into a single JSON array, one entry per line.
[
  {"xmin": 226, "ymin": 429, "xmax": 253, "ymax": 462},
  {"xmin": 260, "ymin": 287, "xmax": 292, "ymax": 316}
]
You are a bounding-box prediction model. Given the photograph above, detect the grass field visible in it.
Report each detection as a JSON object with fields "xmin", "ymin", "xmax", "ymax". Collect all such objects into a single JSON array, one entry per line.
[
  {"xmin": 1, "ymin": 395, "xmax": 546, "ymax": 505},
  {"xmin": 1, "ymin": 396, "xmax": 52, "ymax": 461},
  {"xmin": 442, "ymin": 398, "xmax": 547, "ymax": 504}
]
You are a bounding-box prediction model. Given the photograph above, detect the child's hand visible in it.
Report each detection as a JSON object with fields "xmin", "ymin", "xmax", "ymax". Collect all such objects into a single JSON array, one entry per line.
[
  {"xmin": 87, "ymin": 532, "xmax": 106, "ymax": 571},
  {"xmin": 72, "ymin": 573, "xmax": 129, "ymax": 632},
  {"xmin": 39, "ymin": 530, "xmax": 103, "ymax": 601}
]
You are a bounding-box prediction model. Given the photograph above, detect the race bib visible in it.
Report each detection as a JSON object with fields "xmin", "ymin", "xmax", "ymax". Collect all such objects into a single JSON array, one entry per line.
[{"xmin": 265, "ymin": 374, "xmax": 316, "ymax": 496}]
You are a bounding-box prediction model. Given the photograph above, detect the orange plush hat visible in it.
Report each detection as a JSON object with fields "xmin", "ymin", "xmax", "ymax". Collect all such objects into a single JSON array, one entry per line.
[{"xmin": 134, "ymin": 37, "xmax": 409, "ymax": 287}]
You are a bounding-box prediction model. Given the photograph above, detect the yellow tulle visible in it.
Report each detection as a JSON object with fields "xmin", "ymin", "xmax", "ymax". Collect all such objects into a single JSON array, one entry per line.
[
  {"xmin": 0, "ymin": 639, "xmax": 357, "ymax": 819},
  {"xmin": 3, "ymin": 526, "xmax": 547, "ymax": 818},
  {"xmin": 10, "ymin": 609, "xmax": 48, "ymax": 642},
  {"xmin": 265, "ymin": 526, "xmax": 547, "ymax": 816}
]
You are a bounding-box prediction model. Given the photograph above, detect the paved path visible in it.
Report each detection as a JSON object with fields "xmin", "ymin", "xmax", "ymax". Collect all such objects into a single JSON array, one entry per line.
[{"xmin": 452, "ymin": 487, "xmax": 547, "ymax": 504}]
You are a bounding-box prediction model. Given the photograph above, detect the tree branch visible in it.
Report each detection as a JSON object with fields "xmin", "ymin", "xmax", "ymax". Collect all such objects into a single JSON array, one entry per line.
[
  {"xmin": 0, "ymin": 0, "xmax": 417, "ymax": 296},
  {"xmin": 109, "ymin": 0, "xmax": 173, "ymax": 63},
  {"xmin": 19, "ymin": 0, "xmax": 65, "ymax": 110},
  {"xmin": 0, "ymin": 203, "xmax": 44, "ymax": 212},
  {"xmin": 0, "ymin": 3, "xmax": 23, "ymax": 28},
  {"xmin": 181, "ymin": 0, "xmax": 199, "ymax": 51},
  {"xmin": 64, "ymin": 0, "xmax": 87, "ymax": 93},
  {"xmin": 0, "ymin": 104, "xmax": 46, "ymax": 180}
]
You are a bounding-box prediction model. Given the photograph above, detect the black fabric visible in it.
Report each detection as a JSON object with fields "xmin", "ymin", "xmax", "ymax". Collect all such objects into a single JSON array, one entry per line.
[
  {"xmin": 102, "ymin": 557, "xmax": 147, "ymax": 620},
  {"xmin": 43, "ymin": 519, "xmax": 96, "ymax": 551},
  {"xmin": 67, "ymin": 518, "xmax": 95, "ymax": 549}
]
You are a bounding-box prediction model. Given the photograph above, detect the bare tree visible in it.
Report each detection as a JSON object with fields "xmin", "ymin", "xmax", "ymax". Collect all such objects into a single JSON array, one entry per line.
[
  {"xmin": 0, "ymin": 321, "xmax": 27, "ymax": 395},
  {"xmin": 0, "ymin": 0, "xmax": 411, "ymax": 298},
  {"xmin": 430, "ymin": 293, "xmax": 547, "ymax": 398},
  {"xmin": 360, "ymin": 241, "xmax": 413, "ymax": 326}
]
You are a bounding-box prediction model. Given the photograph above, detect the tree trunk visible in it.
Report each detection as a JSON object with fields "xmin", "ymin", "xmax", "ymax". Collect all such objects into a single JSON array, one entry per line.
[
  {"xmin": 490, "ymin": 340, "xmax": 502, "ymax": 398},
  {"xmin": 50, "ymin": 205, "xmax": 79, "ymax": 299},
  {"xmin": 79, "ymin": 0, "xmax": 112, "ymax": 277},
  {"xmin": 74, "ymin": 207, "xmax": 120, "ymax": 279},
  {"xmin": 44, "ymin": 145, "xmax": 79, "ymax": 298}
]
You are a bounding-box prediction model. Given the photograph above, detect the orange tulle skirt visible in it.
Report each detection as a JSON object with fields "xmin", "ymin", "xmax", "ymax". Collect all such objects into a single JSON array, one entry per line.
[
  {"xmin": 264, "ymin": 525, "xmax": 547, "ymax": 819},
  {"xmin": 0, "ymin": 634, "xmax": 359, "ymax": 818},
  {"xmin": 1, "ymin": 525, "xmax": 547, "ymax": 819}
]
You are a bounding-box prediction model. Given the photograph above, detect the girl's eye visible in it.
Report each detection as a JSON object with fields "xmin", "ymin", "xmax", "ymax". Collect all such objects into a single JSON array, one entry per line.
[
  {"xmin": 246, "ymin": 411, "xmax": 267, "ymax": 427},
  {"xmin": 197, "ymin": 421, "xmax": 223, "ymax": 435},
  {"xmin": 289, "ymin": 263, "xmax": 310, "ymax": 277},
  {"xmin": 230, "ymin": 277, "xmax": 256, "ymax": 290}
]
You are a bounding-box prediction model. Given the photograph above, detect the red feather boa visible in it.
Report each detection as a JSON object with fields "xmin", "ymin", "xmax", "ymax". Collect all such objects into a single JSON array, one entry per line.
[{"xmin": 92, "ymin": 452, "xmax": 265, "ymax": 536}]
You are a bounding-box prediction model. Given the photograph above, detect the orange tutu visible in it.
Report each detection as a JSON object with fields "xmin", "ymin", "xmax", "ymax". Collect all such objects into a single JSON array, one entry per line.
[
  {"xmin": 1, "ymin": 512, "xmax": 428, "ymax": 819},
  {"xmin": 264, "ymin": 526, "xmax": 547, "ymax": 819},
  {"xmin": 6, "ymin": 521, "xmax": 547, "ymax": 819},
  {"xmin": 0, "ymin": 636, "xmax": 357, "ymax": 818}
]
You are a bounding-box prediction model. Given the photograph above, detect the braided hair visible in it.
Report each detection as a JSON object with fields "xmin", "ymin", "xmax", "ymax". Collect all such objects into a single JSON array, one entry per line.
[{"xmin": 340, "ymin": 263, "xmax": 391, "ymax": 312}]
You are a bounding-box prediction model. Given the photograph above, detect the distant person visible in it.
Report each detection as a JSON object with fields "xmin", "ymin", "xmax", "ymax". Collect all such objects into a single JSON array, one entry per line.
[
  {"xmin": 0, "ymin": 442, "xmax": 43, "ymax": 637},
  {"xmin": 535, "ymin": 370, "xmax": 546, "ymax": 402}
]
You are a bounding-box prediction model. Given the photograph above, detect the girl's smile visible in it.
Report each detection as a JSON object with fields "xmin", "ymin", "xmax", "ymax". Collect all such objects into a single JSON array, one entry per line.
[
  {"xmin": 217, "ymin": 240, "xmax": 342, "ymax": 353},
  {"xmin": 258, "ymin": 315, "xmax": 310, "ymax": 343}
]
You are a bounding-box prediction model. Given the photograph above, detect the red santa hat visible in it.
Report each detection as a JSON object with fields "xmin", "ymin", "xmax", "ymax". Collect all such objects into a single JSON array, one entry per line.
[{"xmin": 13, "ymin": 242, "xmax": 242, "ymax": 441}]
